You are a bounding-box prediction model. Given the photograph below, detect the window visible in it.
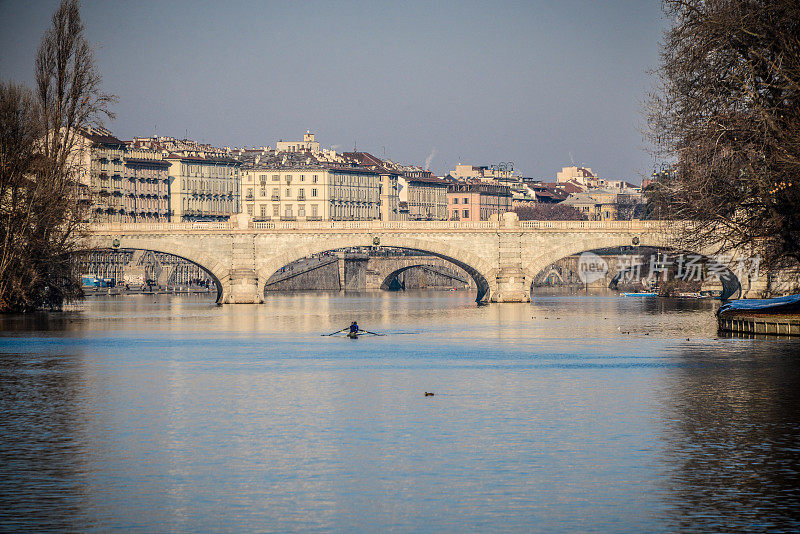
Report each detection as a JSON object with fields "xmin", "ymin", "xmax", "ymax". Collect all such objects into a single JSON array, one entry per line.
[
  {"xmin": 300, "ymin": 175, "xmax": 305, "ymax": 181},
  {"xmin": 272, "ymin": 187, "xmax": 279, "ymax": 199},
  {"xmin": 312, "ymin": 188, "xmax": 317, "ymax": 197},
  {"xmin": 463, "ymin": 209, "xmax": 469, "ymax": 218},
  {"xmin": 272, "ymin": 174, "xmax": 279, "ymax": 181},
  {"xmin": 273, "ymin": 204, "xmax": 279, "ymax": 216},
  {"xmin": 298, "ymin": 188, "xmax": 305, "ymax": 200},
  {"xmin": 311, "ymin": 204, "xmax": 318, "ymax": 216},
  {"xmin": 286, "ymin": 188, "xmax": 291, "ymax": 197},
  {"xmin": 452, "ymin": 197, "xmax": 458, "ymax": 204},
  {"xmin": 247, "ymin": 188, "xmax": 253, "ymax": 198},
  {"xmin": 247, "ymin": 204, "xmax": 253, "ymax": 215},
  {"xmin": 260, "ymin": 205, "xmax": 266, "ymax": 217},
  {"xmin": 259, "ymin": 175, "xmax": 266, "ymax": 185},
  {"xmin": 298, "ymin": 205, "xmax": 305, "ymax": 217},
  {"xmin": 463, "ymin": 197, "xmax": 468, "ymax": 204},
  {"xmin": 285, "ymin": 205, "xmax": 293, "ymax": 217}
]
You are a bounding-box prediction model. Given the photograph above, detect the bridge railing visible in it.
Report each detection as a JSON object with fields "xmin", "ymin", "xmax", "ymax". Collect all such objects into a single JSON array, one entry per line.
[
  {"xmin": 250, "ymin": 220, "xmax": 500, "ymax": 230},
  {"xmin": 86, "ymin": 219, "xmax": 668, "ymax": 233},
  {"xmin": 519, "ymin": 220, "xmax": 666, "ymax": 230}
]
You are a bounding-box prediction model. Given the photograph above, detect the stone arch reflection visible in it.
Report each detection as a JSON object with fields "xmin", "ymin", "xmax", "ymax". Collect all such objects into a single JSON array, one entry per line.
[
  {"xmin": 74, "ymin": 248, "xmax": 223, "ymax": 302},
  {"xmin": 530, "ymin": 245, "xmax": 742, "ymax": 300}
]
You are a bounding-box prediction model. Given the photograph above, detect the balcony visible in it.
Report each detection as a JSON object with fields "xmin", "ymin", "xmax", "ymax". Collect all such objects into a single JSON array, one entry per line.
[{"xmin": 271, "ymin": 195, "xmax": 280, "ymax": 201}]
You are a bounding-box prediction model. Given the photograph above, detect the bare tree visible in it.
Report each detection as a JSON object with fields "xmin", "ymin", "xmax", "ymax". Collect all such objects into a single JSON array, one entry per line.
[
  {"xmin": 513, "ymin": 203, "xmax": 588, "ymax": 221},
  {"xmin": 0, "ymin": 0, "xmax": 115, "ymax": 312},
  {"xmin": 646, "ymin": 0, "xmax": 800, "ymax": 271}
]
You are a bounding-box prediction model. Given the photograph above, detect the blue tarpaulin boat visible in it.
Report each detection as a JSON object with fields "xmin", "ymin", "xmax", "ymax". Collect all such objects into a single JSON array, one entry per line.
[{"xmin": 719, "ymin": 294, "xmax": 800, "ymax": 315}]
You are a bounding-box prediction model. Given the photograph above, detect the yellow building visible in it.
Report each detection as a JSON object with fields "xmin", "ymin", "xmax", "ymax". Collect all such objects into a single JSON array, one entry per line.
[
  {"xmin": 73, "ymin": 127, "xmax": 171, "ymax": 223},
  {"xmin": 241, "ymin": 164, "xmax": 380, "ymax": 221},
  {"xmin": 165, "ymin": 151, "xmax": 241, "ymax": 221}
]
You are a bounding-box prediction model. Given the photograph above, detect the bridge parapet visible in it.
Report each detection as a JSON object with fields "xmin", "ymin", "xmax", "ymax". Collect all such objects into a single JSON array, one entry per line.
[{"xmin": 86, "ymin": 219, "xmax": 668, "ymax": 234}]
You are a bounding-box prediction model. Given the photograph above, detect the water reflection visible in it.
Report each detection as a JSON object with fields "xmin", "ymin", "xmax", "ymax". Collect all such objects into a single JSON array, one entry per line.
[
  {"xmin": 658, "ymin": 343, "xmax": 800, "ymax": 532},
  {"xmin": 0, "ymin": 351, "xmax": 89, "ymax": 532},
  {"xmin": 1, "ymin": 292, "xmax": 799, "ymax": 532}
]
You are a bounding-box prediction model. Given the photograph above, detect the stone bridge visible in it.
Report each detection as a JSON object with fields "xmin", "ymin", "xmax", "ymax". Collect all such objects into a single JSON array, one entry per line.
[{"xmin": 82, "ymin": 215, "xmax": 767, "ymax": 304}]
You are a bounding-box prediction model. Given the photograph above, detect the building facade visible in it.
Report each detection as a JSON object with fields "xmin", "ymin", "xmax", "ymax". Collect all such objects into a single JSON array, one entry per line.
[
  {"xmin": 276, "ymin": 131, "xmax": 321, "ymax": 154},
  {"xmin": 450, "ymin": 164, "xmax": 516, "ymax": 183},
  {"xmin": 342, "ymin": 152, "xmax": 401, "ymax": 221},
  {"xmin": 447, "ymin": 181, "xmax": 512, "ymax": 221},
  {"xmin": 75, "ymin": 127, "xmax": 171, "ymax": 223},
  {"xmin": 122, "ymin": 150, "xmax": 171, "ymax": 222},
  {"xmin": 241, "ymin": 165, "xmax": 381, "ymax": 221},
  {"xmin": 403, "ymin": 176, "xmax": 450, "ymax": 220},
  {"xmin": 165, "ymin": 152, "xmax": 241, "ymax": 221},
  {"xmin": 561, "ymin": 189, "xmax": 645, "ymax": 221}
]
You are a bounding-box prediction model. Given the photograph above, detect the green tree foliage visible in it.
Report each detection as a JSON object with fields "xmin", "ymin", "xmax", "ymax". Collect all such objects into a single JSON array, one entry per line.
[
  {"xmin": 646, "ymin": 0, "xmax": 800, "ymax": 270},
  {"xmin": 0, "ymin": 0, "xmax": 114, "ymax": 312}
]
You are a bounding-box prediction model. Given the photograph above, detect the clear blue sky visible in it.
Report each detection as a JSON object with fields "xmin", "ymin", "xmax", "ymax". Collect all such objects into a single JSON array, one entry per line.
[{"xmin": 0, "ymin": 0, "xmax": 667, "ymax": 181}]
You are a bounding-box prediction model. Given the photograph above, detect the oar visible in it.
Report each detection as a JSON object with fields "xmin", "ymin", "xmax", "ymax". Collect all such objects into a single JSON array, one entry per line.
[
  {"xmin": 358, "ymin": 330, "xmax": 385, "ymax": 336},
  {"xmin": 323, "ymin": 328, "xmax": 348, "ymax": 336}
]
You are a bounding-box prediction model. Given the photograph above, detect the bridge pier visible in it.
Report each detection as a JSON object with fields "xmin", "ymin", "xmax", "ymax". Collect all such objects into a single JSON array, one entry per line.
[
  {"xmin": 491, "ymin": 267, "xmax": 531, "ymax": 302},
  {"xmin": 490, "ymin": 215, "xmax": 531, "ymax": 303},
  {"xmin": 224, "ymin": 235, "xmax": 262, "ymax": 303},
  {"xmin": 224, "ymin": 270, "xmax": 262, "ymax": 303}
]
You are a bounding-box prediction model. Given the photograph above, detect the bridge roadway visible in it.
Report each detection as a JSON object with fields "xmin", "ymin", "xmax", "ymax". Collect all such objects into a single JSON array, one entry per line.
[{"xmin": 83, "ymin": 214, "xmax": 762, "ymax": 304}]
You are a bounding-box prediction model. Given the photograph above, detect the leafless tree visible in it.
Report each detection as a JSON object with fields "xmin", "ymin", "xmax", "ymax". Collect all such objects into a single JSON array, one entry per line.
[
  {"xmin": 0, "ymin": 0, "xmax": 115, "ymax": 312},
  {"xmin": 645, "ymin": 0, "xmax": 800, "ymax": 271},
  {"xmin": 513, "ymin": 203, "xmax": 588, "ymax": 221}
]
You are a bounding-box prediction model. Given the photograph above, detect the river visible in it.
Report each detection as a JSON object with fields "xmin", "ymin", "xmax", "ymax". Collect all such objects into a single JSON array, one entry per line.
[{"xmin": 1, "ymin": 291, "xmax": 799, "ymax": 533}]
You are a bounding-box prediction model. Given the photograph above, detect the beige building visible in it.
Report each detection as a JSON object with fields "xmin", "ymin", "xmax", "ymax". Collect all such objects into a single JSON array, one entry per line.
[
  {"xmin": 74, "ymin": 127, "xmax": 171, "ymax": 223},
  {"xmin": 276, "ymin": 131, "xmax": 321, "ymax": 154},
  {"xmin": 165, "ymin": 151, "xmax": 241, "ymax": 221},
  {"xmin": 342, "ymin": 152, "xmax": 401, "ymax": 221},
  {"xmin": 562, "ymin": 188, "xmax": 644, "ymax": 221},
  {"xmin": 450, "ymin": 164, "xmax": 516, "ymax": 183},
  {"xmin": 556, "ymin": 166, "xmax": 598, "ymax": 187},
  {"xmin": 241, "ymin": 164, "xmax": 380, "ymax": 222},
  {"xmin": 403, "ymin": 176, "xmax": 450, "ymax": 220}
]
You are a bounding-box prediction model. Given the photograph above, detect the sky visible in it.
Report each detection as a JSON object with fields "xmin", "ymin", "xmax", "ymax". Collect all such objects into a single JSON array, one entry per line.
[{"xmin": 0, "ymin": 0, "xmax": 668, "ymax": 182}]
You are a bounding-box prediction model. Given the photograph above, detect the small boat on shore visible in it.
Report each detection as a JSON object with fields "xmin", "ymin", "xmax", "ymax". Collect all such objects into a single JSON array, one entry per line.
[
  {"xmin": 718, "ymin": 294, "xmax": 800, "ymax": 336},
  {"xmin": 621, "ymin": 292, "xmax": 658, "ymax": 297}
]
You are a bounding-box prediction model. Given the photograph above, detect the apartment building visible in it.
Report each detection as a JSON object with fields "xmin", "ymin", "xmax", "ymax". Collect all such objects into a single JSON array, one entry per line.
[
  {"xmin": 74, "ymin": 127, "xmax": 171, "ymax": 223},
  {"xmin": 449, "ymin": 164, "xmax": 516, "ymax": 183},
  {"xmin": 403, "ymin": 176, "xmax": 450, "ymax": 220},
  {"xmin": 241, "ymin": 163, "xmax": 380, "ymax": 221},
  {"xmin": 561, "ymin": 189, "xmax": 645, "ymax": 221},
  {"xmin": 447, "ymin": 181, "xmax": 512, "ymax": 221},
  {"xmin": 342, "ymin": 151, "xmax": 401, "ymax": 221},
  {"xmin": 164, "ymin": 151, "xmax": 241, "ymax": 221}
]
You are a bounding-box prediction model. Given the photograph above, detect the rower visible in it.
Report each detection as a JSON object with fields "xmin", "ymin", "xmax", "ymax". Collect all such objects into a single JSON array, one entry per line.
[{"xmin": 349, "ymin": 321, "xmax": 359, "ymax": 334}]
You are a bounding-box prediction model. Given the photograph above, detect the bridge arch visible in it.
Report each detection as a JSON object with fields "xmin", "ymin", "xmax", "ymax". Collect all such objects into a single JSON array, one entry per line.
[
  {"xmin": 379, "ymin": 263, "xmax": 470, "ymax": 290},
  {"xmin": 256, "ymin": 234, "xmax": 494, "ymax": 303},
  {"xmin": 524, "ymin": 235, "xmax": 743, "ymax": 300},
  {"xmin": 77, "ymin": 242, "xmax": 226, "ymax": 303}
]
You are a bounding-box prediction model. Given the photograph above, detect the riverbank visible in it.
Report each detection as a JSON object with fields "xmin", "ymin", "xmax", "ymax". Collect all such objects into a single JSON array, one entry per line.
[{"xmin": 718, "ymin": 312, "xmax": 800, "ymax": 336}]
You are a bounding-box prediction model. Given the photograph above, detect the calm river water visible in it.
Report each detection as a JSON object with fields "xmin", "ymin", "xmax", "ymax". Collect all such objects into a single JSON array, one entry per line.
[{"xmin": 1, "ymin": 290, "xmax": 799, "ymax": 533}]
